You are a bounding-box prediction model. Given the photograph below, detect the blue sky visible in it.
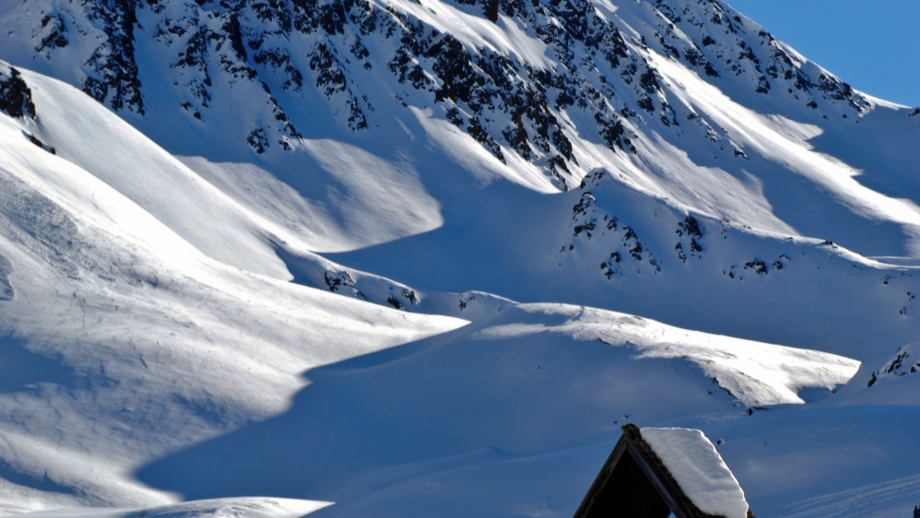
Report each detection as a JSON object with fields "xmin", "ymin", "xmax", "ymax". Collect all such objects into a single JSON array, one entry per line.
[{"xmin": 726, "ymin": 0, "xmax": 920, "ymax": 107}]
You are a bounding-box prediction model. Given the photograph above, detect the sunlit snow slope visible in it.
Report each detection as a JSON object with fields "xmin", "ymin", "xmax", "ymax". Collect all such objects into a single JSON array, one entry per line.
[
  {"xmin": 1, "ymin": 0, "xmax": 920, "ymax": 515},
  {"xmin": 2, "ymin": 0, "xmax": 919, "ymax": 353}
]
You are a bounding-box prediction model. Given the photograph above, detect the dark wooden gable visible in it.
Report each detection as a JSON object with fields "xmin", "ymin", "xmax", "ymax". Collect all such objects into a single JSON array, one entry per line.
[{"xmin": 573, "ymin": 424, "xmax": 755, "ymax": 518}]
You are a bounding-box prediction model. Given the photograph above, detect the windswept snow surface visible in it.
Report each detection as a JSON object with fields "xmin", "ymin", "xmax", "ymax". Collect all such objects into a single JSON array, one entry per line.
[
  {"xmin": 3, "ymin": 498, "xmax": 331, "ymax": 518},
  {"xmin": 0, "ymin": 65, "xmax": 465, "ymax": 513},
  {"xmin": 135, "ymin": 304, "xmax": 855, "ymax": 512},
  {"xmin": 0, "ymin": 0, "xmax": 919, "ymax": 516},
  {"xmin": 641, "ymin": 427, "xmax": 749, "ymax": 518}
]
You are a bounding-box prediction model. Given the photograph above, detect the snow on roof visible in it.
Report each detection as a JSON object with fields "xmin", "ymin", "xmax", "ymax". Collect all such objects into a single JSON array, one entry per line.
[{"xmin": 641, "ymin": 427, "xmax": 750, "ymax": 518}]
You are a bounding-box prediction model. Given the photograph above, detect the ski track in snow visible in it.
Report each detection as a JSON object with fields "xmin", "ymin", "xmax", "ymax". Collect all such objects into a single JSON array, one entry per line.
[{"xmin": 776, "ymin": 473, "xmax": 920, "ymax": 518}]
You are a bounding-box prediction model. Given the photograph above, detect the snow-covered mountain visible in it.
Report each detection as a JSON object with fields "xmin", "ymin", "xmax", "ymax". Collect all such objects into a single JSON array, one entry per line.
[{"xmin": 1, "ymin": 0, "xmax": 920, "ymax": 516}]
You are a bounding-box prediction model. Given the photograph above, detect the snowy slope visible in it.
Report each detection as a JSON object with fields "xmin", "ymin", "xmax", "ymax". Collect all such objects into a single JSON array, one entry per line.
[
  {"xmin": 0, "ymin": 99, "xmax": 863, "ymax": 511},
  {"xmin": 4, "ymin": 0, "xmax": 915, "ymax": 357},
  {"xmin": 0, "ymin": 65, "xmax": 465, "ymax": 512},
  {"xmin": 1, "ymin": 0, "xmax": 919, "ymax": 351},
  {"xmin": 0, "ymin": 74, "xmax": 873, "ymax": 514},
  {"xmin": 4, "ymin": 498, "xmax": 331, "ymax": 518},
  {"xmin": 135, "ymin": 304, "xmax": 856, "ymax": 512},
  {"xmin": 0, "ymin": 58, "xmax": 862, "ymax": 515},
  {"xmin": 0, "ymin": 0, "xmax": 919, "ymax": 516}
]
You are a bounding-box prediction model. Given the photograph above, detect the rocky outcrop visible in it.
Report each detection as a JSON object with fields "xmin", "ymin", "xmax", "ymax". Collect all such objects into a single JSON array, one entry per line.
[
  {"xmin": 11, "ymin": 0, "xmax": 869, "ymax": 175},
  {"xmin": 0, "ymin": 67, "xmax": 36, "ymax": 119}
]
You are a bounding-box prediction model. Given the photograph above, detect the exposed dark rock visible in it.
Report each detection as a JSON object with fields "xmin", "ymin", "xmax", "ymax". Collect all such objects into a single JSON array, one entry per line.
[
  {"xmin": 247, "ymin": 128, "xmax": 269, "ymax": 153},
  {"xmin": 0, "ymin": 68, "xmax": 37, "ymax": 119},
  {"xmin": 744, "ymin": 259, "xmax": 768, "ymax": 275},
  {"xmin": 401, "ymin": 288, "xmax": 418, "ymax": 304},
  {"xmin": 222, "ymin": 14, "xmax": 248, "ymax": 61},
  {"xmin": 36, "ymin": 14, "xmax": 69, "ymax": 53},
  {"xmin": 677, "ymin": 215, "xmax": 703, "ymax": 239},
  {"xmin": 0, "ymin": 254, "xmax": 13, "ymax": 301},
  {"xmin": 323, "ymin": 269, "xmax": 366, "ymax": 299},
  {"xmin": 458, "ymin": 293, "xmax": 474, "ymax": 310},
  {"xmin": 14, "ymin": 0, "xmax": 871, "ymax": 174},
  {"xmin": 466, "ymin": 116, "xmax": 505, "ymax": 163},
  {"xmin": 24, "ymin": 132, "xmax": 56, "ymax": 155},
  {"xmin": 81, "ymin": 0, "xmax": 145, "ymax": 113}
]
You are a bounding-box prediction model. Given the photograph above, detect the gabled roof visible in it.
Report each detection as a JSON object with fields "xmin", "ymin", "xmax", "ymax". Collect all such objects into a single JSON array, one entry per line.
[{"xmin": 573, "ymin": 424, "xmax": 755, "ymax": 518}]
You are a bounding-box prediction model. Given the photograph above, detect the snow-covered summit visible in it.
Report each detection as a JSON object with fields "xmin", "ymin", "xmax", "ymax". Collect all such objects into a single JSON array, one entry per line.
[
  {"xmin": 0, "ymin": 0, "xmax": 883, "ymax": 183},
  {"xmin": 4, "ymin": 0, "xmax": 920, "ymax": 354}
]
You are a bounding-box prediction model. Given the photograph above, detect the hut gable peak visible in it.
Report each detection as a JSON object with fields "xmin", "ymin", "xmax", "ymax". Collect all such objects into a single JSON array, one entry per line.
[{"xmin": 573, "ymin": 424, "xmax": 755, "ymax": 518}]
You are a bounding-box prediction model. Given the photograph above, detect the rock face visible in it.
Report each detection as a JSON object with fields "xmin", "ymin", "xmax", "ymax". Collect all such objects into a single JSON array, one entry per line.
[
  {"xmin": 868, "ymin": 342, "xmax": 920, "ymax": 387},
  {"xmin": 1, "ymin": 0, "xmax": 869, "ymax": 185},
  {"xmin": 0, "ymin": 67, "xmax": 36, "ymax": 119},
  {"xmin": 0, "ymin": 254, "xmax": 13, "ymax": 301}
]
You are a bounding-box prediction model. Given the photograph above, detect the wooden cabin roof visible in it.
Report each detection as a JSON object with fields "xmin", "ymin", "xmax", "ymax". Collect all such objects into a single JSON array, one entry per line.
[{"xmin": 573, "ymin": 424, "xmax": 755, "ymax": 518}]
